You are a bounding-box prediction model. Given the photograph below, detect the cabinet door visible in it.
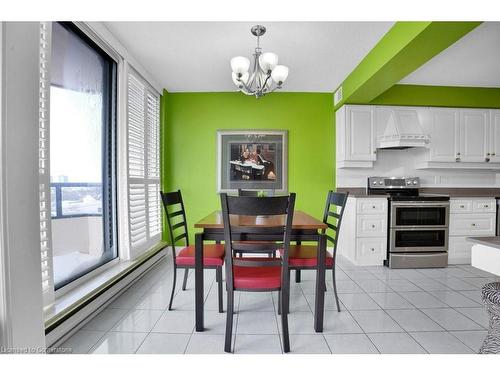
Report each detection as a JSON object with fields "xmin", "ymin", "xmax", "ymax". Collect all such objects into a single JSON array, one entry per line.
[
  {"xmin": 459, "ymin": 109, "xmax": 489, "ymax": 162},
  {"xmin": 428, "ymin": 108, "xmax": 460, "ymax": 162},
  {"xmin": 490, "ymin": 110, "xmax": 500, "ymax": 163},
  {"xmin": 345, "ymin": 106, "xmax": 375, "ymax": 161},
  {"xmin": 448, "ymin": 236, "xmax": 472, "ymax": 264}
]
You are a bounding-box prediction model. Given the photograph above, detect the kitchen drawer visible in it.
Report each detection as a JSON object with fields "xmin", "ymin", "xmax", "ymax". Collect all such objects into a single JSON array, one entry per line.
[
  {"xmin": 448, "ymin": 236, "xmax": 472, "ymax": 264},
  {"xmin": 450, "ymin": 199, "xmax": 473, "ymax": 214},
  {"xmin": 356, "ymin": 237, "xmax": 386, "ymax": 260},
  {"xmin": 449, "ymin": 214, "xmax": 496, "ymax": 236},
  {"xmin": 472, "ymin": 199, "xmax": 495, "ymax": 213},
  {"xmin": 356, "ymin": 199, "xmax": 387, "ymax": 215},
  {"xmin": 356, "ymin": 215, "xmax": 387, "ymax": 237}
]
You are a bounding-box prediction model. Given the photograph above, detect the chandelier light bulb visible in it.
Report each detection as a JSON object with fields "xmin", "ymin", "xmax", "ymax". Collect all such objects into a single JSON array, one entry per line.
[
  {"xmin": 259, "ymin": 52, "xmax": 278, "ymax": 73},
  {"xmin": 230, "ymin": 56, "xmax": 250, "ymax": 75},
  {"xmin": 271, "ymin": 65, "xmax": 289, "ymax": 85}
]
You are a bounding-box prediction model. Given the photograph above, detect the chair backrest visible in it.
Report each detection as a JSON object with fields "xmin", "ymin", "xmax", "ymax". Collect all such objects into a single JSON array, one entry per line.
[
  {"xmin": 220, "ymin": 193, "xmax": 296, "ymax": 290},
  {"xmin": 160, "ymin": 191, "xmax": 189, "ymax": 258},
  {"xmin": 321, "ymin": 191, "xmax": 349, "ymax": 256}
]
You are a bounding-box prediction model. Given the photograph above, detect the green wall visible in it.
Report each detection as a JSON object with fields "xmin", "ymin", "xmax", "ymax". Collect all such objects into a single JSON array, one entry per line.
[
  {"xmin": 161, "ymin": 92, "xmax": 334, "ymax": 242},
  {"xmin": 370, "ymin": 84, "xmax": 500, "ymax": 108}
]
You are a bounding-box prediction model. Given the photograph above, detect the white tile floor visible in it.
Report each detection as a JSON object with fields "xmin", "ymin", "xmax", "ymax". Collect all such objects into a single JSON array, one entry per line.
[{"xmin": 60, "ymin": 256, "xmax": 499, "ymax": 354}]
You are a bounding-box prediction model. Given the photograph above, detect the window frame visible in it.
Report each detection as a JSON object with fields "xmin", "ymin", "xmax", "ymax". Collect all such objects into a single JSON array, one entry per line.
[{"xmin": 42, "ymin": 21, "xmax": 121, "ymax": 300}]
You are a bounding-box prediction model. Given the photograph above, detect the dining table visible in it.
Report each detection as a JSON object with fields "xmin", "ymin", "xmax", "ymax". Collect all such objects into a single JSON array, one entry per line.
[{"xmin": 193, "ymin": 210, "xmax": 328, "ymax": 332}]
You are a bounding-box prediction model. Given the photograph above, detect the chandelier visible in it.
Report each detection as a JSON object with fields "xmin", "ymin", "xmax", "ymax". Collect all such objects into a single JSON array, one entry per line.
[{"xmin": 230, "ymin": 25, "xmax": 289, "ymax": 98}]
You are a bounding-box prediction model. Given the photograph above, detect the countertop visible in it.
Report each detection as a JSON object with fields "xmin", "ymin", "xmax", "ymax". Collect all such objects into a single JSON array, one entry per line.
[
  {"xmin": 337, "ymin": 187, "xmax": 500, "ymax": 199},
  {"xmin": 468, "ymin": 237, "xmax": 500, "ymax": 250}
]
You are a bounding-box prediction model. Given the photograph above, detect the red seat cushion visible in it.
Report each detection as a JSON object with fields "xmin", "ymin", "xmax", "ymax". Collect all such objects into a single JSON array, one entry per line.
[
  {"xmin": 233, "ymin": 258, "xmax": 282, "ymax": 290},
  {"xmin": 175, "ymin": 244, "xmax": 225, "ymax": 267},
  {"xmin": 283, "ymin": 245, "xmax": 334, "ymax": 267}
]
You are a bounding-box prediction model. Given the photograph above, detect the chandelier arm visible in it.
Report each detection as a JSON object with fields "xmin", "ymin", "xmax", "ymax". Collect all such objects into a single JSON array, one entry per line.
[
  {"xmin": 262, "ymin": 73, "xmax": 272, "ymax": 91},
  {"xmin": 239, "ymin": 80, "xmax": 255, "ymax": 94},
  {"xmin": 266, "ymin": 85, "xmax": 283, "ymax": 94}
]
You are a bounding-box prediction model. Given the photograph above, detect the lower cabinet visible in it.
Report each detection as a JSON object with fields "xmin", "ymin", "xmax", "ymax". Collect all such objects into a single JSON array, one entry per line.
[
  {"xmin": 448, "ymin": 197, "xmax": 496, "ymax": 264},
  {"xmin": 337, "ymin": 196, "xmax": 388, "ymax": 266}
]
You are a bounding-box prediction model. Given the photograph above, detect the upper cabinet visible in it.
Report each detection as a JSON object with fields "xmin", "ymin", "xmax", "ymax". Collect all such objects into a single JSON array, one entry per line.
[
  {"xmin": 459, "ymin": 109, "xmax": 489, "ymax": 163},
  {"xmin": 490, "ymin": 110, "xmax": 500, "ymax": 163},
  {"xmin": 336, "ymin": 105, "xmax": 376, "ymax": 168},
  {"xmin": 422, "ymin": 107, "xmax": 498, "ymax": 168},
  {"xmin": 427, "ymin": 108, "xmax": 460, "ymax": 162},
  {"xmin": 336, "ymin": 104, "xmax": 500, "ymax": 169}
]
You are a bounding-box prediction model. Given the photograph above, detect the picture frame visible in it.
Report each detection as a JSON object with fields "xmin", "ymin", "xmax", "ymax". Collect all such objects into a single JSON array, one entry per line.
[{"xmin": 216, "ymin": 130, "xmax": 288, "ymax": 193}]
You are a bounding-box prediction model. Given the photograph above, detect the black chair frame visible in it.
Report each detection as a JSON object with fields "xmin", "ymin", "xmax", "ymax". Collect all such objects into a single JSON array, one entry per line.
[
  {"xmin": 220, "ymin": 193, "xmax": 296, "ymax": 353},
  {"xmin": 161, "ymin": 190, "xmax": 224, "ymax": 313},
  {"xmin": 287, "ymin": 191, "xmax": 348, "ymax": 313}
]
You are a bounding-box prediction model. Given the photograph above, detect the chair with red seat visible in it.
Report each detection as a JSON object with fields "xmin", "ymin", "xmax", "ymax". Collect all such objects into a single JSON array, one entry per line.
[
  {"xmin": 286, "ymin": 191, "xmax": 348, "ymax": 313},
  {"xmin": 220, "ymin": 192, "xmax": 295, "ymax": 353},
  {"xmin": 160, "ymin": 190, "xmax": 224, "ymax": 313}
]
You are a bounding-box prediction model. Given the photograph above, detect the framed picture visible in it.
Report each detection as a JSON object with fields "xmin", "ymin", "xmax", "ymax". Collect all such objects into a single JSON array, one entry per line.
[{"xmin": 217, "ymin": 130, "xmax": 288, "ymax": 193}]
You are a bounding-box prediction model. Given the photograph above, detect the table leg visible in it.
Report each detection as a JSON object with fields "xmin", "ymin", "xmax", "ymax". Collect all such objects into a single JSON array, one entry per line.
[
  {"xmin": 314, "ymin": 233, "xmax": 326, "ymax": 332},
  {"xmin": 195, "ymin": 232, "xmax": 204, "ymax": 332}
]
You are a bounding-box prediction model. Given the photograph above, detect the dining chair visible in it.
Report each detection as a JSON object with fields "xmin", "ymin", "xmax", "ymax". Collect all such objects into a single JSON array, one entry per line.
[
  {"xmin": 220, "ymin": 193, "xmax": 296, "ymax": 353},
  {"xmin": 283, "ymin": 191, "xmax": 348, "ymax": 313},
  {"xmin": 235, "ymin": 189, "xmax": 277, "ymax": 258},
  {"xmin": 160, "ymin": 190, "xmax": 225, "ymax": 313}
]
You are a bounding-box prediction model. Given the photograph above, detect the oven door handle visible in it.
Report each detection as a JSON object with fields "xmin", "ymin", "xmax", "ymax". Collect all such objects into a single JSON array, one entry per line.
[{"xmin": 391, "ymin": 201, "xmax": 450, "ymax": 207}]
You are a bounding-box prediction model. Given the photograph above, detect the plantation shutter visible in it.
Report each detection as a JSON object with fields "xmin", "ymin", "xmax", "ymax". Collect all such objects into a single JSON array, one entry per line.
[
  {"xmin": 39, "ymin": 22, "xmax": 55, "ymax": 305},
  {"xmin": 127, "ymin": 69, "xmax": 161, "ymax": 258}
]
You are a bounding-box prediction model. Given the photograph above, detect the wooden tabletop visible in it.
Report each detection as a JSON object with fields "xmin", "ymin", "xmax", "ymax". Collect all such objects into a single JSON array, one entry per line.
[{"xmin": 194, "ymin": 210, "xmax": 327, "ymax": 230}]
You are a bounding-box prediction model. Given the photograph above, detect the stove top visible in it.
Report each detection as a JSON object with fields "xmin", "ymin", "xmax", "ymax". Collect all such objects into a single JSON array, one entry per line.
[{"xmin": 367, "ymin": 177, "xmax": 450, "ymax": 201}]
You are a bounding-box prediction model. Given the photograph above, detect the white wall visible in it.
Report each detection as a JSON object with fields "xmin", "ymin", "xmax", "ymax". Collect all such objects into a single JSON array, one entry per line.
[
  {"xmin": 0, "ymin": 22, "xmax": 46, "ymax": 350},
  {"xmin": 337, "ymin": 147, "xmax": 500, "ymax": 188}
]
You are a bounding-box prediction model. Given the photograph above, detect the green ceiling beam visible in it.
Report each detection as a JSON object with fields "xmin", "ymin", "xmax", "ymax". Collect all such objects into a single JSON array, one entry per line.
[
  {"xmin": 370, "ymin": 84, "xmax": 500, "ymax": 109},
  {"xmin": 334, "ymin": 21, "xmax": 482, "ymax": 110}
]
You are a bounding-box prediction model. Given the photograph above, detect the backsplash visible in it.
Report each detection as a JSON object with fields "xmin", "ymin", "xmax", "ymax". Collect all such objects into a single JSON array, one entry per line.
[{"xmin": 336, "ymin": 147, "xmax": 500, "ymax": 187}]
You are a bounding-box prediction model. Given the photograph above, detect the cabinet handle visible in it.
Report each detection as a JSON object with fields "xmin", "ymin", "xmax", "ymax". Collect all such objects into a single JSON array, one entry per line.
[
  {"xmin": 471, "ymin": 223, "xmax": 476, "ymax": 227},
  {"xmin": 485, "ymin": 205, "xmax": 489, "ymax": 208},
  {"xmin": 372, "ymin": 205, "xmax": 376, "ymax": 209},
  {"xmin": 455, "ymin": 157, "xmax": 461, "ymax": 162},
  {"xmin": 460, "ymin": 205, "xmax": 465, "ymax": 208},
  {"xmin": 485, "ymin": 158, "xmax": 490, "ymax": 162},
  {"xmin": 492, "ymin": 153, "xmax": 496, "ymax": 156},
  {"xmin": 457, "ymin": 152, "xmax": 461, "ymax": 156},
  {"xmin": 371, "ymin": 248, "xmax": 375, "ymax": 252}
]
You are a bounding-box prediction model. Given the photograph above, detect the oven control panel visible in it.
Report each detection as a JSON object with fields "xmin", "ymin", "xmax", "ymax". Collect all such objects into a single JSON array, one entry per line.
[{"xmin": 368, "ymin": 177, "xmax": 420, "ymax": 189}]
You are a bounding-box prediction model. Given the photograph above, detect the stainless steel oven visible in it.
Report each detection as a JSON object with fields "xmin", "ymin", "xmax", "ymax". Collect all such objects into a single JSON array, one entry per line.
[
  {"xmin": 368, "ymin": 177, "xmax": 450, "ymax": 269},
  {"xmin": 389, "ymin": 200, "xmax": 449, "ymax": 268}
]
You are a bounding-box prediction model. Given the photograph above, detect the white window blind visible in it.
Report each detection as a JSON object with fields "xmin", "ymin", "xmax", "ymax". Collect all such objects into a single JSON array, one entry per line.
[
  {"xmin": 127, "ymin": 69, "xmax": 161, "ymax": 257},
  {"xmin": 39, "ymin": 22, "xmax": 55, "ymax": 304}
]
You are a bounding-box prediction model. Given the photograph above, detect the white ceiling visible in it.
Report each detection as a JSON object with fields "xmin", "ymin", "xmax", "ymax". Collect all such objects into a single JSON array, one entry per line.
[
  {"xmin": 400, "ymin": 22, "xmax": 500, "ymax": 88},
  {"xmin": 104, "ymin": 22, "xmax": 394, "ymax": 92}
]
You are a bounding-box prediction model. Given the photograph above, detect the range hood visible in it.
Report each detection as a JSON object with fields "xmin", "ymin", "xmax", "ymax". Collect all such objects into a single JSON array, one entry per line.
[{"xmin": 377, "ymin": 109, "xmax": 430, "ymax": 150}]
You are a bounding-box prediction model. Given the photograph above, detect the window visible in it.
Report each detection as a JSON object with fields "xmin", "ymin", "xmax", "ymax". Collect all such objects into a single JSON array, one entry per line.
[
  {"xmin": 126, "ymin": 69, "xmax": 161, "ymax": 258},
  {"xmin": 48, "ymin": 22, "xmax": 117, "ymax": 290}
]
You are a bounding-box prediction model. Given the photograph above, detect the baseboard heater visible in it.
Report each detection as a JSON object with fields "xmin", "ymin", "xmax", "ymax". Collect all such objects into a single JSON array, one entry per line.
[{"xmin": 45, "ymin": 243, "xmax": 168, "ymax": 348}]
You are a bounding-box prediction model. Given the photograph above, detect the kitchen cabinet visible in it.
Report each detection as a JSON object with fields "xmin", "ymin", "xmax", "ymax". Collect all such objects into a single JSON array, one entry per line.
[
  {"xmin": 337, "ymin": 196, "xmax": 387, "ymax": 266},
  {"xmin": 459, "ymin": 109, "xmax": 489, "ymax": 163},
  {"xmin": 490, "ymin": 110, "xmax": 500, "ymax": 163},
  {"xmin": 419, "ymin": 107, "xmax": 498, "ymax": 169},
  {"xmin": 336, "ymin": 105, "xmax": 376, "ymax": 168},
  {"xmin": 448, "ymin": 197, "xmax": 496, "ymax": 264},
  {"xmin": 426, "ymin": 108, "xmax": 460, "ymax": 162}
]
